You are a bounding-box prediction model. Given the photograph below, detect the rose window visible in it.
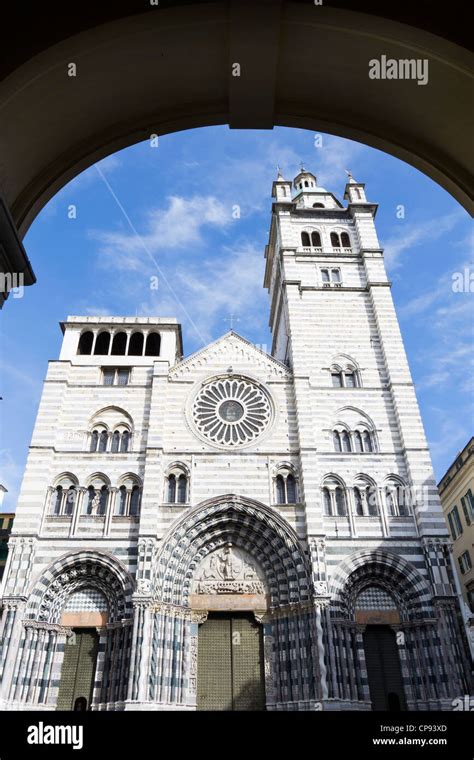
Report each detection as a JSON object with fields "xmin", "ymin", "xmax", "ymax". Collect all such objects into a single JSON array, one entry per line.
[{"xmin": 192, "ymin": 376, "xmax": 272, "ymax": 447}]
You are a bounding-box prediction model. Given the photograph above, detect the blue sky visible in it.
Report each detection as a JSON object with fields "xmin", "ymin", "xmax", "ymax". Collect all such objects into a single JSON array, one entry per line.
[{"xmin": 0, "ymin": 126, "xmax": 472, "ymax": 511}]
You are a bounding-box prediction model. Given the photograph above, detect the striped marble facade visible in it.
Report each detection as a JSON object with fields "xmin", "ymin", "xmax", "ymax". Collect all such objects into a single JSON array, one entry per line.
[{"xmin": 0, "ymin": 170, "xmax": 471, "ymax": 710}]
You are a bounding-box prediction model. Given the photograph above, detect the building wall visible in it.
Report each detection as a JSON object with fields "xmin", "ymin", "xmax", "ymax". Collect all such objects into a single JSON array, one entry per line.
[{"xmin": 438, "ymin": 439, "xmax": 474, "ymax": 610}]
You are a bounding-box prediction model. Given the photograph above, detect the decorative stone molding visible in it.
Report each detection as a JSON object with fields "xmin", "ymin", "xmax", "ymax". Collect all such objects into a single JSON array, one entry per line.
[{"xmin": 191, "ymin": 544, "xmax": 267, "ymax": 595}]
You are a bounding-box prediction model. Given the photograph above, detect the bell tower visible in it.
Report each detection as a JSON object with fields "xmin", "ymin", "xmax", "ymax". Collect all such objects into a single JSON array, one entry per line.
[{"xmin": 263, "ymin": 165, "xmax": 449, "ymax": 539}]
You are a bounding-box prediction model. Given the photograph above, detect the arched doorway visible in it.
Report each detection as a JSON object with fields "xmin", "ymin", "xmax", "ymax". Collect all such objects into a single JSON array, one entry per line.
[
  {"xmin": 191, "ymin": 542, "xmax": 268, "ymax": 711},
  {"xmin": 150, "ymin": 495, "xmax": 319, "ymax": 711}
]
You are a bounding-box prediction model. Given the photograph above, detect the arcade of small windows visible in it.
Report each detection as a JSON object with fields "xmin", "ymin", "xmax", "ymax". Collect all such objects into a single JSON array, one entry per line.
[
  {"xmin": 165, "ymin": 468, "xmax": 189, "ymax": 504},
  {"xmin": 301, "ymin": 231, "xmax": 322, "ymax": 248},
  {"xmin": 77, "ymin": 330, "xmax": 161, "ymax": 357},
  {"xmin": 48, "ymin": 476, "xmax": 142, "ymax": 518},
  {"xmin": 321, "ymin": 268, "xmax": 342, "ymax": 286},
  {"xmin": 322, "ymin": 478, "xmax": 411, "ymax": 518},
  {"xmin": 330, "ymin": 232, "xmax": 351, "ymax": 249},
  {"xmin": 90, "ymin": 427, "xmax": 130, "ymax": 453},
  {"xmin": 274, "ymin": 469, "xmax": 298, "ymax": 504},
  {"xmin": 333, "ymin": 427, "xmax": 376, "ymax": 453}
]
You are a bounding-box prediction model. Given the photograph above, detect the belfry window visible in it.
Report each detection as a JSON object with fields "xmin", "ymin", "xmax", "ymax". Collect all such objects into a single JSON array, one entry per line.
[
  {"xmin": 94, "ymin": 331, "xmax": 111, "ymax": 355},
  {"xmin": 301, "ymin": 232, "xmax": 311, "ymax": 247},
  {"xmin": 311, "ymin": 231, "xmax": 322, "ymax": 247},
  {"xmin": 340, "ymin": 232, "xmax": 351, "ymax": 248},
  {"xmin": 77, "ymin": 331, "xmax": 94, "ymax": 355},
  {"xmin": 111, "ymin": 332, "xmax": 127, "ymax": 355},
  {"xmin": 331, "ymin": 232, "xmax": 341, "ymax": 248}
]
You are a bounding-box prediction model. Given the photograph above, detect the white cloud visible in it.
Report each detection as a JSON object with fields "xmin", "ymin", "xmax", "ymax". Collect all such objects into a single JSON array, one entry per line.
[
  {"xmin": 137, "ymin": 241, "xmax": 268, "ymax": 346},
  {"xmin": 93, "ymin": 194, "xmax": 233, "ymax": 273}
]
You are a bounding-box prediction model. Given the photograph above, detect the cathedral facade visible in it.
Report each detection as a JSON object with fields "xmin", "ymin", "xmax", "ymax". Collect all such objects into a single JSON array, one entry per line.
[{"xmin": 0, "ymin": 169, "xmax": 471, "ymax": 711}]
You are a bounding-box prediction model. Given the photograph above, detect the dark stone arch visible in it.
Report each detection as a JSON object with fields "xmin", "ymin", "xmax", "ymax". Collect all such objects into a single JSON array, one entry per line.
[
  {"xmin": 27, "ymin": 550, "xmax": 134, "ymax": 624},
  {"xmin": 153, "ymin": 495, "xmax": 312, "ymax": 607},
  {"xmin": 328, "ymin": 550, "xmax": 434, "ymax": 621}
]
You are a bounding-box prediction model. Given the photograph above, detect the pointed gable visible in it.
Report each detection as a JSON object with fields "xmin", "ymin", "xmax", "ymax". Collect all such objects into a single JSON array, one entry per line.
[{"xmin": 169, "ymin": 331, "xmax": 292, "ymax": 381}]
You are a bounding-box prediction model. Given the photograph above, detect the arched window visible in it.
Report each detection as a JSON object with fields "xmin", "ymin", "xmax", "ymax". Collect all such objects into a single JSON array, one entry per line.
[
  {"xmin": 323, "ymin": 487, "xmax": 332, "ymax": 516},
  {"xmin": 363, "ymin": 431, "xmax": 373, "ymax": 452},
  {"xmin": 312, "ymin": 203, "xmax": 324, "ymax": 208},
  {"xmin": 120, "ymin": 431, "xmax": 130, "ymax": 453},
  {"xmin": 354, "ymin": 431, "xmax": 364, "ymax": 452},
  {"xmin": 330, "ymin": 232, "xmax": 341, "ymax": 248},
  {"xmin": 367, "ymin": 486, "xmax": 378, "ymax": 516},
  {"xmin": 340, "ymin": 232, "xmax": 351, "ymax": 248},
  {"xmin": 333, "ymin": 431, "xmax": 342, "ymax": 452},
  {"xmin": 77, "ymin": 331, "xmax": 93, "ymax": 355},
  {"xmin": 301, "ymin": 231, "xmax": 311, "ymax": 247},
  {"xmin": 341, "ymin": 431, "xmax": 352, "ymax": 452},
  {"xmin": 275, "ymin": 470, "xmax": 297, "ymax": 504},
  {"xmin": 331, "ymin": 370, "xmax": 343, "ymax": 387},
  {"xmin": 86, "ymin": 486, "xmax": 95, "ymax": 515},
  {"xmin": 177, "ymin": 475, "xmax": 187, "ymax": 504},
  {"xmin": 145, "ymin": 332, "xmax": 161, "ymax": 357},
  {"xmin": 276, "ymin": 475, "xmax": 285, "ymax": 504},
  {"xmin": 90, "ymin": 430, "xmax": 99, "ymax": 452},
  {"xmin": 98, "ymin": 486, "xmax": 109, "ymax": 515},
  {"xmin": 354, "ymin": 486, "xmax": 364, "ymax": 515},
  {"xmin": 64, "ymin": 486, "xmax": 76, "ymax": 516},
  {"xmin": 166, "ymin": 466, "xmax": 189, "ymax": 504},
  {"xmin": 98, "ymin": 430, "xmax": 108, "ymax": 452},
  {"xmin": 286, "ymin": 474, "xmax": 296, "ymax": 503},
  {"xmin": 385, "ymin": 482, "xmax": 408, "ymax": 516},
  {"xmin": 168, "ymin": 474, "xmax": 176, "ymax": 503},
  {"xmin": 345, "ymin": 370, "xmax": 357, "ymax": 387},
  {"xmin": 311, "ymin": 231, "xmax": 322, "ymax": 247},
  {"xmin": 111, "ymin": 430, "xmax": 120, "ymax": 453},
  {"xmin": 53, "ymin": 486, "xmax": 63, "ymax": 515},
  {"xmin": 94, "ymin": 331, "xmax": 110, "ymax": 355},
  {"xmin": 118, "ymin": 485, "xmax": 127, "ymax": 516},
  {"xmin": 335, "ymin": 487, "xmax": 347, "ymax": 516},
  {"xmin": 128, "ymin": 332, "xmax": 144, "ymax": 356},
  {"xmin": 304, "ymin": 180, "xmax": 309, "ymax": 187},
  {"xmin": 130, "ymin": 485, "xmax": 141, "ymax": 515},
  {"xmin": 111, "ymin": 331, "xmax": 127, "ymax": 355}
]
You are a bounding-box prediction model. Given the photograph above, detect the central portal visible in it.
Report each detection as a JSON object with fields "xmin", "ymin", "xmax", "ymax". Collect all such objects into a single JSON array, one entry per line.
[{"xmin": 197, "ymin": 613, "xmax": 265, "ymax": 711}]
